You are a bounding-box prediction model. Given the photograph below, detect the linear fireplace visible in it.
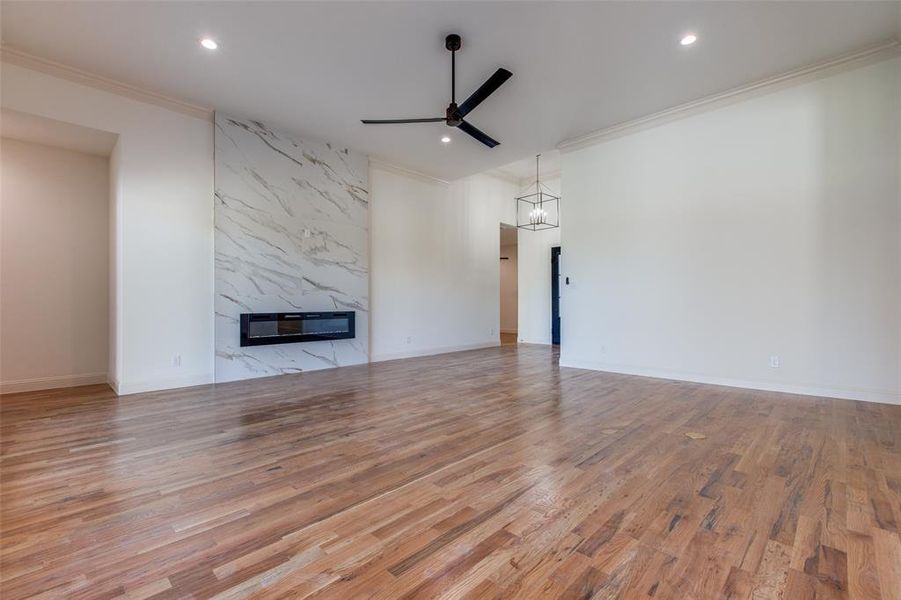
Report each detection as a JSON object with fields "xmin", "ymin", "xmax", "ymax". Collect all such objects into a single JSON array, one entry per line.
[{"xmin": 240, "ymin": 312, "xmax": 355, "ymax": 347}]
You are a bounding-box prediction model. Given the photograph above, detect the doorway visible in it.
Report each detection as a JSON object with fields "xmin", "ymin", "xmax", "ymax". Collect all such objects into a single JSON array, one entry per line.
[
  {"xmin": 551, "ymin": 246, "xmax": 561, "ymax": 345},
  {"xmin": 499, "ymin": 225, "xmax": 518, "ymax": 346}
]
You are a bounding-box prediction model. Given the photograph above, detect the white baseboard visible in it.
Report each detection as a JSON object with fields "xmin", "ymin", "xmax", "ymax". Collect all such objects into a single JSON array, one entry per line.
[
  {"xmin": 518, "ymin": 337, "xmax": 552, "ymax": 345},
  {"xmin": 0, "ymin": 372, "xmax": 109, "ymax": 395},
  {"xmin": 371, "ymin": 341, "xmax": 499, "ymax": 363},
  {"xmin": 559, "ymin": 355, "xmax": 901, "ymax": 406},
  {"xmin": 116, "ymin": 372, "xmax": 214, "ymax": 396},
  {"xmin": 1, "ymin": 371, "xmax": 214, "ymax": 396}
]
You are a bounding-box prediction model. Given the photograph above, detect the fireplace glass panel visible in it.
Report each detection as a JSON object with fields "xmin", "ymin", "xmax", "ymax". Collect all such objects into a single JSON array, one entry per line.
[
  {"xmin": 247, "ymin": 320, "xmax": 278, "ymax": 338},
  {"xmin": 241, "ymin": 312, "xmax": 355, "ymax": 346}
]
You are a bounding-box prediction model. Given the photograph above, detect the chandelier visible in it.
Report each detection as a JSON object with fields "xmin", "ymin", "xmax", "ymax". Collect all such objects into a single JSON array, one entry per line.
[{"xmin": 516, "ymin": 154, "xmax": 559, "ymax": 231}]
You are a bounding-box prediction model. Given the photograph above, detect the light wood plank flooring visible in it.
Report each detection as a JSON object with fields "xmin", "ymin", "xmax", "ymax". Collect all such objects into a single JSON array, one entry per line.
[{"xmin": 1, "ymin": 344, "xmax": 900, "ymax": 599}]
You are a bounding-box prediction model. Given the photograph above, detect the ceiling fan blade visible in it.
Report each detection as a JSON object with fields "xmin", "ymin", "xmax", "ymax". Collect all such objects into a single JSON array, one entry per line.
[
  {"xmin": 457, "ymin": 68, "xmax": 512, "ymax": 118},
  {"xmin": 361, "ymin": 118, "xmax": 445, "ymax": 124},
  {"xmin": 457, "ymin": 120, "xmax": 500, "ymax": 148}
]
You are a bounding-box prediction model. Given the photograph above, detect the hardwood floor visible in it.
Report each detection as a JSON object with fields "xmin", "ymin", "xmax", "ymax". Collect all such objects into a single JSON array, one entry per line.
[{"xmin": 2, "ymin": 344, "xmax": 899, "ymax": 599}]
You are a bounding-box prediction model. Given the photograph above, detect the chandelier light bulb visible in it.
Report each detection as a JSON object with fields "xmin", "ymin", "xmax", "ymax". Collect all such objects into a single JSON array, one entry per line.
[{"xmin": 529, "ymin": 206, "xmax": 548, "ymax": 225}]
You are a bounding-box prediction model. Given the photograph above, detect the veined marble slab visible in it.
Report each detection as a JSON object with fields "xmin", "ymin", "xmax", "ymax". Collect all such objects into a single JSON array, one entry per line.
[{"xmin": 214, "ymin": 113, "xmax": 369, "ymax": 382}]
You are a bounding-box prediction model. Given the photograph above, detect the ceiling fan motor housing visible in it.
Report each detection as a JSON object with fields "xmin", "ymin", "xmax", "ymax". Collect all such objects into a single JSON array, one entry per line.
[{"xmin": 446, "ymin": 103, "xmax": 462, "ymax": 127}]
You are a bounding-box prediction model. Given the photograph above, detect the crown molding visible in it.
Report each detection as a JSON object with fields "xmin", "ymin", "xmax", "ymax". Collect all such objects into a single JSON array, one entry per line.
[
  {"xmin": 369, "ymin": 157, "xmax": 450, "ymax": 185},
  {"xmin": 369, "ymin": 158, "xmax": 529, "ymax": 187},
  {"xmin": 558, "ymin": 38, "xmax": 901, "ymax": 153},
  {"xmin": 489, "ymin": 166, "xmax": 562, "ymax": 187},
  {"xmin": 0, "ymin": 45, "xmax": 213, "ymax": 121}
]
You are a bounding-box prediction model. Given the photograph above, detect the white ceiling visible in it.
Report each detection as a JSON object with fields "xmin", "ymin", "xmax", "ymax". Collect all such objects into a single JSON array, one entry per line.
[
  {"xmin": 2, "ymin": 1, "xmax": 898, "ymax": 180},
  {"xmin": 1, "ymin": 108, "xmax": 118, "ymax": 156},
  {"xmin": 493, "ymin": 151, "xmax": 561, "ymax": 183}
]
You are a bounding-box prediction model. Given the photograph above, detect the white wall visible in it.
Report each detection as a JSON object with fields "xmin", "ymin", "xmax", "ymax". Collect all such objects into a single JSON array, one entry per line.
[
  {"xmin": 370, "ymin": 165, "xmax": 517, "ymax": 361},
  {"xmin": 499, "ymin": 239, "xmax": 518, "ymax": 334},
  {"xmin": 1, "ymin": 139, "xmax": 109, "ymax": 392},
  {"xmin": 517, "ymin": 176, "xmax": 561, "ymax": 344},
  {"xmin": 560, "ymin": 56, "xmax": 901, "ymax": 404},
  {"xmin": 1, "ymin": 63, "xmax": 214, "ymax": 394}
]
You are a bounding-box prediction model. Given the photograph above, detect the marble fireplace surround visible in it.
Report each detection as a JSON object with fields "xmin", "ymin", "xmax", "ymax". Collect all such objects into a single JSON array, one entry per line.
[{"xmin": 214, "ymin": 113, "xmax": 369, "ymax": 382}]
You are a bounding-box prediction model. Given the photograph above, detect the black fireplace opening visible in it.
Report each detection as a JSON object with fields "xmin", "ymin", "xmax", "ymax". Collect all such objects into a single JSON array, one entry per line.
[{"xmin": 240, "ymin": 312, "xmax": 355, "ymax": 347}]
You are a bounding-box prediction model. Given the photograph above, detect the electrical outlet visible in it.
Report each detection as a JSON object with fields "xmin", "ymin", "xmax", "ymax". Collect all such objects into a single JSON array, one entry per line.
[
  {"xmin": 490, "ymin": 328, "xmax": 496, "ymax": 336},
  {"xmin": 405, "ymin": 336, "xmax": 412, "ymax": 345},
  {"xmin": 769, "ymin": 355, "xmax": 780, "ymax": 368},
  {"xmin": 173, "ymin": 354, "xmax": 182, "ymax": 367}
]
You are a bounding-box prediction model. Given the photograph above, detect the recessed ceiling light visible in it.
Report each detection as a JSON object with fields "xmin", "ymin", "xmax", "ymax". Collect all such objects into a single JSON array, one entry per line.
[
  {"xmin": 441, "ymin": 136, "xmax": 451, "ymax": 143},
  {"xmin": 200, "ymin": 38, "xmax": 218, "ymax": 50},
  {"xmin": 680, "ymin": 34, "xmax": 697, "ymax": 46}
]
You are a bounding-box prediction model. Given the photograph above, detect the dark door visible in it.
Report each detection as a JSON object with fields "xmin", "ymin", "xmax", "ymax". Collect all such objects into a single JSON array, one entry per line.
[{"xmin": 551, "ymin": 246, "xmax": 561, "ymax": 345}]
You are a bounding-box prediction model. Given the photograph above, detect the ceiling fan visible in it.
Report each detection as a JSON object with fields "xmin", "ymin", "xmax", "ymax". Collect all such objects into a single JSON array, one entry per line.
[{"xmin": 361, "ymin": 34, "xmax": 512, "ymax": 148}]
